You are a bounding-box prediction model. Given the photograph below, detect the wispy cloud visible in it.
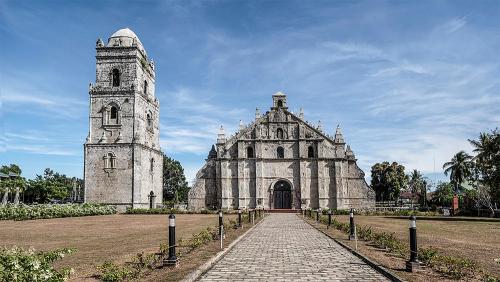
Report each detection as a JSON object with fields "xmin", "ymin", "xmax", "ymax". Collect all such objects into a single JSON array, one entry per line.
[{"xmin": 440, "ymin": 16, "xmax": 467, "ymax": 34}]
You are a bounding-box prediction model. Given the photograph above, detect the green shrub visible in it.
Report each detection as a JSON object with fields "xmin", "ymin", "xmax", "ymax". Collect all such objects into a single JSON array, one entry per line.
[
  {"xmin": 98, "ymin": 261, "xmax": 133, "ymax": 282},
  {"xmin": 0, "ymin": 247, "xmax": 76, "ymax": 281},
  {"xmin": 0, "ymin": 204, "xmax": 116, "ymax": 221}
]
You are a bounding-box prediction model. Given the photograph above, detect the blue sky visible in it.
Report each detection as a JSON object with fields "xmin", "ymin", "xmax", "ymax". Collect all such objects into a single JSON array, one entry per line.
[{"xmin": 1, "ymin": 0, "xmax": 499, "ymax": 185}]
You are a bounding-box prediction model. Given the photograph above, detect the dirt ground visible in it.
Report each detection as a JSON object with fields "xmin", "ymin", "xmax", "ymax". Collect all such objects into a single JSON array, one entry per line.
[
  {"xmin": 0, "ymin": 214, "xmax": 236, "ymax": 280},
  {"xmin": 334, "ymin": 215, "xmax": 500, "ymax": 278}
]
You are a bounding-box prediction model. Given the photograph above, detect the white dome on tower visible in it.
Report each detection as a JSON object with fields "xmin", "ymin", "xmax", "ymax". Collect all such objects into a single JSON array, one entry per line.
[{"xmin": 107, "ymin": 28, "xmax": 146, "ymax": 55}]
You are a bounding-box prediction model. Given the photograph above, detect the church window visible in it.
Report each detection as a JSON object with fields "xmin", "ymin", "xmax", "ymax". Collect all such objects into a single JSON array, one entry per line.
[
  {"xmin": 112, "ymin": 69, "xmax": 120, "ymax": 87},
  {"xmin": 110, "ymin": 106, "xmax": 118, "ymax": 124},
  {"xmin": 104, "ymin": 152, "xmax": 116, "ymax": 169},
  {"xmin": 150, "ymin": 158, "xmax": 154, "ymax": 172},
  {"xmin": 277, "ymin": 128, "xmax": 284, "ymax": 139},
  {"xmin": 308, "ymin": 146, "xmax": 315, "ymax": 158},
  {"xmin": 144, "ymin": 80, "xmax": 148, "ymax": 95},
  {"xmin": 147, "ymin": 112, "xmax": 152, "ymax": 128},
  {"xmin": 277, "ymin": 100, "xmax": 283, "ymax": 107},
  {"xmin": 277, "ymin": 146, "xmax": 284, "ymax": 159},
  {"xmin": 247, "ymin": 147, "xmax": 254, "ymax": 158}
]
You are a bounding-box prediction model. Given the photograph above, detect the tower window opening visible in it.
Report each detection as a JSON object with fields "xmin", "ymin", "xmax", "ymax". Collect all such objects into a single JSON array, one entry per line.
[
  {"xmin": 277, "ymin": 146, "xmax": 284, "ymax": 159},
  {"xmin": 277, "ymin": 128, "xmax": 284, "ymax": 139},
  {"xmin": 247, "ymin": 147, "xmax": 254, "ymax": 158},
  {"xmin": 112, "ymin": 69, "xmax": 120, "ymax": 87},
  {"xmin": 147, "ymin": 112, "xmax": 152, "ymax": 127},
  {"xmin": 105, "ymin": 152, "xmax": 116, "ymax": 169},
  {"xmin": 308, "ymin": 146, "xmax": 315, "ymax": 158},
  {"xmin": 277, "ymin": 100, "xmax": 283, "ymax": 107},
  {"xmin": 150, "ymin": 158, "xmax": 154, "ymax": 172},
  {"xmin": 144, "ymin": 80, "xmax": 148, "ymax": 95},
  {"xmin": 110, "ymin": 106, "xmax": 118, "ymax": 124}
]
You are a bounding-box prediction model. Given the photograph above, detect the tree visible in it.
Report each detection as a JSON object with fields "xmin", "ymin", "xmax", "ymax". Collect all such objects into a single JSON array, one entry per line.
[
  {"xmin": 0, "ymin": 164, "xmax": 23, "ymax": 205},
  {"xmin": 468, "ymin": 129, "xmax": 500, "ymax": 205},
  {"xmin": 163, "ymin": 154, "xmax": 189, "ymax": 203},
  {"xmin": 371, "ymin": 162, "xmax": 408, "ymax": 202},
  {"xmin": 408, "ymin": 169, "xmax": 424, "ymax": 205},
  {"xmin": 431, "ymin": 181, "xmax": 454, "ymax": 206},
  {"xmin": 443, "ymin": 151, "xmax": 473, "ymax": 194}
]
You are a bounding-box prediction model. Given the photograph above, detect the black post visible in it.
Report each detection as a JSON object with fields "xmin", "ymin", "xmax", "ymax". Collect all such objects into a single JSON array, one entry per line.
[
  {"xmin": 218, "ymin": 210, "xmax": 223, "ymax": 238},
  {"xmin": 406, "ymin": 215, "xmax": 420, "ymax": 271},
  {"xmin": 328, "ymin": 210, "xmax": 332, "ymax": 229},
  {"xmin": 349, "ymin": 208, "xmax": 355, "ymax": 240},
  {"xmin": 248, "ymin": 209, "xmax": 252, "ymax": 223},
  {"xmin": 148, "ymin": 191, "xmax": 155, "ymax": 209},
  {"xmin": 163, "ymin": 214, "xmax": 178, "ymax": 266},
  {"xmin": 238, "ymin": 209, "xmax": 242, "ymax": 228},
  {"xmin": 316, "ymin": 209, "xmax": 320, "ymax": 222}
]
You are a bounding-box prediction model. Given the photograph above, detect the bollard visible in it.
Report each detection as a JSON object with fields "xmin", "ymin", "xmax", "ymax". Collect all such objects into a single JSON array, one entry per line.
[
  {"xmin": 316, "ymin": 209, "xmax": 320, "ymax": 222},
  {"xmin": 252, "ymin": 211, "xmax": 255, "ymax": 225},
  {"xmin": 406, "ymin": 216, "xmax": 420, "ymax": 272},
  {"xmin": 163, "ymin": 214, "xmax": 178, "ymax": 266},
  {"xmin": 220, "ymin": 225, "xmax": 224, "ymax": 249},
  {"xmin": 302, "ymin": 209, "xmax": 305, "ymax": 218},
  {"xmin": 327, "ymin": 210, "xmax": 332, "ymax": 229},
  {"xmin": 218, "ymin": 210, "xmax": 223, "ymax": 238},
  {"xmin": 349, "ymin": 208, "xmax": 356, "ymax": 240},
  {"xmin": 238, "ymin": 209, "xmax": 242, "ymax": 228},
  {"xmin": 248, "ymin": 209, "xmax": 252, "ymax": 223}
]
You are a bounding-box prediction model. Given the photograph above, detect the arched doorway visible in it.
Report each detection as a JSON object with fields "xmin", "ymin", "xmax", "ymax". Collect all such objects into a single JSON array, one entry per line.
[{"xmin": 273, "ymin": 180, "xmax": 292, "ymax": 209}]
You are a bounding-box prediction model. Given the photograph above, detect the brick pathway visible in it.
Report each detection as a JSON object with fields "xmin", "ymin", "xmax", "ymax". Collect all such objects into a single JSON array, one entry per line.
[{"xmin": 198, "ymin": 213, "xmax": 389, "ymax": 281}]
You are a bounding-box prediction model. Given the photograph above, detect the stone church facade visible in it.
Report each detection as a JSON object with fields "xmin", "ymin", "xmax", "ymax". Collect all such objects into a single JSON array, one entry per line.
[
  {"xmin": 189, "ymin": 93, "xmax": 375, "ymax": 210},
  {"xmin": 84, "ymin": 28, "xmax": 163, "ymax": 210}
]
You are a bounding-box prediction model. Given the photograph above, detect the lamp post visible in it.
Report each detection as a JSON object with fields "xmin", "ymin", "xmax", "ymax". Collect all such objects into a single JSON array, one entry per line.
[
  {"xmin": 148, "ymin": 191, "xmax": 156, "ymax": 209},
  {"xmin": 327, "ymin": 210, "xmax": 332, "ymax": 229},
  {"xmin": 349, "ymin": 208, "xmax": 356, "ymax": 240},
  {"xmin": 238, "ymin": 209, "xmax": 242, "ymax": 228},
  {"xmin": 406, "ymin": 215, "xmax": 420, "ymax": 272},
  {"xmin": 218, "ymin": 210, "xmax": 223, "ymax": 238},
  {"xmin": 163, "ymin": 214, "xmax": 178, "ymax": 266}
]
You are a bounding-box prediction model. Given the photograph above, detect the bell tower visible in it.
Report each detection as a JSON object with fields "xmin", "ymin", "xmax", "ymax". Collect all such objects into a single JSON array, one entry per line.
[{"xmin": 84, "ymin": 28, "xmax": 163, "ymax": 211}]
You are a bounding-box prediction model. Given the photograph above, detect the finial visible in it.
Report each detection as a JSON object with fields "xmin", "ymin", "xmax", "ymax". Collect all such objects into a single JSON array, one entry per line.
[
  {"xmin": 299, "ymin": 108, "xmax": 304, "ymax": 119},
  {"xmin": 255, "ymin": 108, "xmax": 261, "ymax": 120},
  {"xmin": 335, "ymin": 125, "xmax": 345, "ymax": 143},
  {"xmin": 239, "ymin": 120, "xmax": 244, "ymax": 131},
  {"xmin": 317, "ymin": 120, "xmax": 323, "ymax": 131},
  {"xmin": 217, "ymin": 125, "xmax": 226, "ymax": 144},
  {"xmin": 96, "ymin": 38, "xmax": 104, "ymax": 47}
]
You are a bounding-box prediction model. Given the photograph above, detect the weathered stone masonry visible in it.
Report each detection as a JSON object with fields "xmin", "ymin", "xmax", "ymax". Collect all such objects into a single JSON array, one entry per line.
[
  {"xmin": 84, "ymin": 28, "xmax": 163, "ymax": 210},
  {"xmin": 189, "ymin": 93, "xmax": 375, "ymax": 210}
]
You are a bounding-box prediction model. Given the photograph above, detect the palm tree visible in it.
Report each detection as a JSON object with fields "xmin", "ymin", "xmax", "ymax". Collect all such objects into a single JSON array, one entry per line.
[
  {"xmin": 468, "ymin": 132, "xmax": 492, "ymax": 163},
  {"xmin": 443, "ymin": 151, "xmax": 473, "ymax": 194},
  {"xmin": 408, "ymin": 169, "xmax": 424, "ymax": 206}
]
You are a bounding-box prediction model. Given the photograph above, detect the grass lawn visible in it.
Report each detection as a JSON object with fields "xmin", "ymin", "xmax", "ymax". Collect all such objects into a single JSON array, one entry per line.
[
  {"xmin": 0, "ymin": 213, "xmax": 236, "ymax": 280},
  {"xmin": 335, "ymin": 215, "xmax": 500, "ymax": 278}
]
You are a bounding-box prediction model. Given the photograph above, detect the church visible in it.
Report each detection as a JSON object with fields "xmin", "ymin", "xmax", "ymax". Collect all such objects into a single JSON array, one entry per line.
[
  {"xmin": 83, "ymin": 28, "xmax": 163, "ymax": 210},
  {"xmin": 188, "ymin": 93, "xmax": 375, "ymax": 210}
]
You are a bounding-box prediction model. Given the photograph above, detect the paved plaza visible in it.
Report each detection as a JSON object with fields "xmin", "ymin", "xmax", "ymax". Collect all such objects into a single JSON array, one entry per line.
[{"xmin": 199, "ymin": 213, "xmax": 389, "ymax": 281}]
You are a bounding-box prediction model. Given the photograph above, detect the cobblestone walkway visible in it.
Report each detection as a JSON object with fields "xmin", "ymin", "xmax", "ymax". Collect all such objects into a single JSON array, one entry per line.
[{"xmin": 198, "ymin": 213, "xmax": 389, "ymax": 281}]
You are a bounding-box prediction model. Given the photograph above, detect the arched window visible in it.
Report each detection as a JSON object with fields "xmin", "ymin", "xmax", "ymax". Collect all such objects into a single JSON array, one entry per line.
[
  {"xmin": 247, "ymin": 147, "xmax": 254, "ymax": 158},
  {"xmin": 150, "ymin": 158, "xmax": 154, "ymax": 172},
  {"xmin": 110, "ymin": 106, "xmax": 118, "ymax": 124},
  {"xmin": 277, "ymin": 146, "xmax": 284, "ymax": 159},
  {"xmin": 277, "ymin": 128, "xmax": 284, "ymax": 139},
  {"xmin": 308, "ymin": 146, "xmax": 315, "ymax": 158},
  {"xmin": 146, "ymin": 112, "xmax": 152, "ymax": 128},
  {"xmin": 104, "ymin": 152, "xmax": 116, "ymax": 169},
  {"xmin": 112, "ymin": 69, "xmax": 120, "ymax": 87},
  {"xmin": 143, "ymin": 80, "xmax": 148, "ymax": 95},
  {"xmin": 277, "ymin": 100, "xmax": 283, "ymax": 107}
]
